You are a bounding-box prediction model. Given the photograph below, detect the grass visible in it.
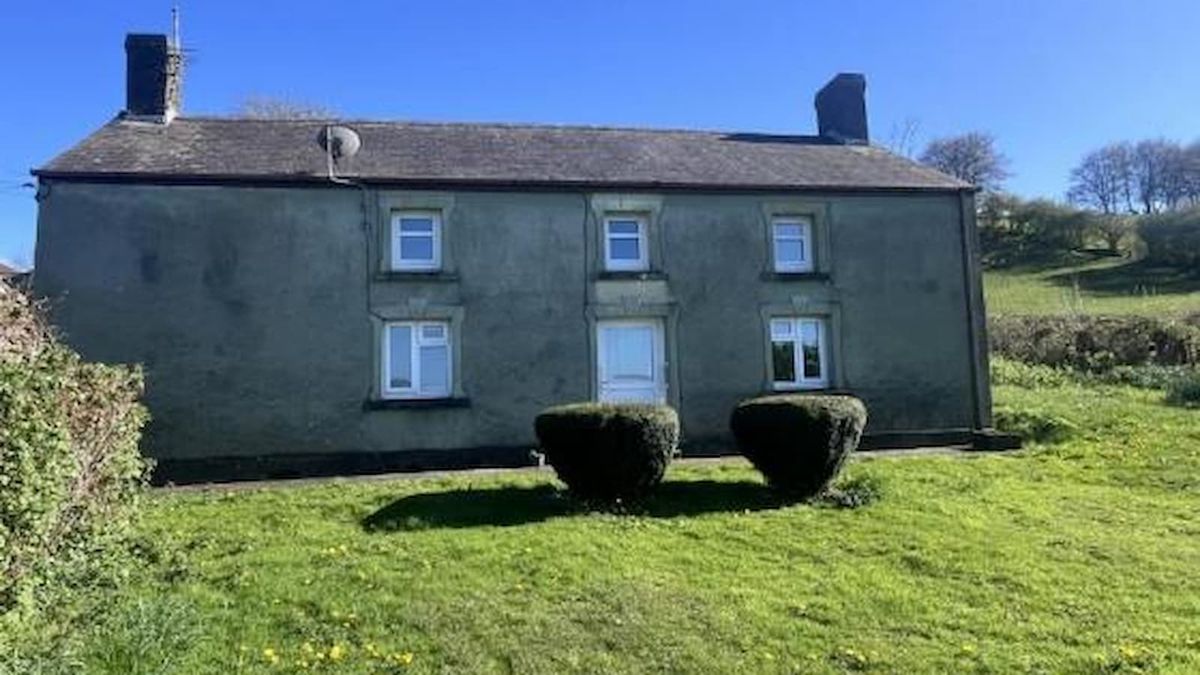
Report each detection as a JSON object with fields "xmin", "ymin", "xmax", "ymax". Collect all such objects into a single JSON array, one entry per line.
[
  {"xmin": 26, "ymin": 382, "xmax": 1198, "ymax": 674},
  {"xmin": 984, "ymin": 256, "xmax": 1200, "ymax": 316}
]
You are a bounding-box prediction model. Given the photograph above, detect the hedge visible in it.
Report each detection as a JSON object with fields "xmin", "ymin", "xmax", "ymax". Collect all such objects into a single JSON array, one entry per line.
[
  {"xmin": 534, "ymin": 402, "xmax": 678, "ymax": 501},
  {"xmin": 730, "ymin": 394, "xmax": 867, "ymax": 498},
  {"xmin": 989, "ymin": 314, "xmax": 1200, "ymax": 371},
  {"xmin": 0, "ymin": 285, "xmax": 150, "ymax": 629}
]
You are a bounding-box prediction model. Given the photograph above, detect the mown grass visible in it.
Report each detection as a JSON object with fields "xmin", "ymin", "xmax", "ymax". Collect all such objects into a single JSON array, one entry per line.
[
  {"xmin": 17, "ymin": 381, "xmax": 1193, "ymax": 674},
  {"xmin": 984, "ymin": 257, "xmax": 1200, "ymax": 316}
]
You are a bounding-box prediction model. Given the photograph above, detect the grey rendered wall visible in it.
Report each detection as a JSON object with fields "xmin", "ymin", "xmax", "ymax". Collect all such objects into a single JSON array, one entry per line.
[
  {"xmin": 34, "ymin": 181, "xmax": 983, "ymax": 461},
  {"xmin": 661, "ymin": 193, "xmax": 980, "ymax": 446}
]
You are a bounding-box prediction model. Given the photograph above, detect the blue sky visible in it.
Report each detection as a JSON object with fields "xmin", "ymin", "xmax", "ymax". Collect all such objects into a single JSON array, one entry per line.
[{"xmin": 2, "ymin": 0, "xmax": 1198, "ymax": 267}]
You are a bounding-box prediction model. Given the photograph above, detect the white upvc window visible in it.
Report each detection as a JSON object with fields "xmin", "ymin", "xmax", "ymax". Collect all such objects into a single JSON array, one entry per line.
[
  {"xmin": 604, "ymin": 216, "xmax": 649, "ymax": 271},
  {"xmin": 383, "ymin": 321, "xmax": 452, "ymax": 399},
  {"xmin": 391, "ymin": 211, "xmax": 442, "ymax": 271},
  {"xmin": 770, "ymin": 317, "xmax": 828, "ymax": 389},
  {"xmin": 772, "ymin": 217, "xmax": 814, "ymax": 273}
]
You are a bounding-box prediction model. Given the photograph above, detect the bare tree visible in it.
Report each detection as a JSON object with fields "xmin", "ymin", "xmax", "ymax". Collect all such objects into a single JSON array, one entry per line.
[
  {"xmin": 1129, "ymin": 139, "xmax": 1182, "ymax": 214},
  {"xmin": 1068, "ymin": 143, "xmax": 1134, "ymax": 214},
  {"xmin": 233, "ymin": 95, "xmax": 337, "ymax": 120},
  {"xmin": 918, "ymin": 132, "xmax": 1011, "ymax": 192},
  {"xmin": 1159, "ymin": 140, "xmax": 1200, "ymax": 210},
  {"xmin": 1186, "ymin": 143, "xmax": 1200, "ymax": 206},
  {"xmin": 883, "ymin": 117, "xmax": 922, "ymax": 159}
]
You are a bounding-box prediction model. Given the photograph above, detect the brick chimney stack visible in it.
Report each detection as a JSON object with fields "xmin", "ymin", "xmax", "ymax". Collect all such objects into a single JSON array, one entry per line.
[{"xmin": 124, "ymin": 33, "xmax": 182, "ymax": 121}]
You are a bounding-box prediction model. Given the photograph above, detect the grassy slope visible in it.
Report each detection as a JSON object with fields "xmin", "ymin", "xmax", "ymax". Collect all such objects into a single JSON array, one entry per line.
[
  {"xmin": 984, "ymin": 257, "xmax": 1200, "ymax": 316},
  {"xmin": 64, "ymin": 384, "xmax": 1200, "ymax": 674}
]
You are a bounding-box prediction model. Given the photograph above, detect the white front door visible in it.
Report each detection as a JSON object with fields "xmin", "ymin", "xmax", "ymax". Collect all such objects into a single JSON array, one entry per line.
[{"xmin": 597, "ymin": 319, "xmax": 666, "ymax": 404}]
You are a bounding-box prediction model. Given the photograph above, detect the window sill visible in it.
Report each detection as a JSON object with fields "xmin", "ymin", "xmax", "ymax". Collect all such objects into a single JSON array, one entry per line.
[
  {"xmin": 363, "ymin": 397, "xmax": 471, "ymax": 410},
  {"xmin": 760, "ymin": 271, "xmax": 830, "ymax": 282},
  {"xmin": 376, "ymin": 271, "xmax": 460, "ymax": 283},
  {"xmin": 597, "ymin": 271, "xmax": 668, "ymax": 281}
]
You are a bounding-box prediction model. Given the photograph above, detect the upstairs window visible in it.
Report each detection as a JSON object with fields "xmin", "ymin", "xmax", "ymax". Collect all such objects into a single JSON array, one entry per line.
[
  {"xmin": 770, "ymin": 317, "xmax": 828, "ymax": 389},
  {"xmin": 772, "ymin": 217, "xmax": 814, "ymax": 273},
  {"xmin": 383, "ymin": 321, "xmax": 451, "ymax": 399},
  {"xmin": 604, "ymin": 216, "xmax": 648, "ymax": 271},
  {"xmin": 392, "ymin": 211, "xmax": 442, "ymax": 271}
]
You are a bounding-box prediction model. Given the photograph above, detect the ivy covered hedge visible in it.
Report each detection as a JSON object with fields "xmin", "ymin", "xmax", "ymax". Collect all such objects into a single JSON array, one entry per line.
[{"xmin": 0, "ymin": 284, "xmax": 150, "ymax": 628}]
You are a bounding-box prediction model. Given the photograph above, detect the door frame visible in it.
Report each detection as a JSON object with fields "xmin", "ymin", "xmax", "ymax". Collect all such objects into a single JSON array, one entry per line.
[
  {"xmin": 585, "ymin": 303, "xmax": 680, "ymax": 410},
  {"xmin": 594, "ymin": 317, "xmax": 668, "ymax": 404}
]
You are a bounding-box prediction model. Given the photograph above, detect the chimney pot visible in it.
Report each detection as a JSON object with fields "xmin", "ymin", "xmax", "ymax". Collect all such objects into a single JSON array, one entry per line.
[
  {"xmin": 125, "ymin": 33, "xmax": 181, "ymax": 121},
  {"xmin": 815, "ymin": 73, "xmax": 868, "ymax": 144}
]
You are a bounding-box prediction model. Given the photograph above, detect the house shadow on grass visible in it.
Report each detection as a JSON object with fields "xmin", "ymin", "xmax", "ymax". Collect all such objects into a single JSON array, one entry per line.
[{"xmin": 361, "ymin": 480, "xmax": 789, "ymax": 532}]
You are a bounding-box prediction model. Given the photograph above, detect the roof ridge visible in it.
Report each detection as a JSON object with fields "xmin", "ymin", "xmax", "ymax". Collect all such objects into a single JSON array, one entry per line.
[{"xmin": 161, "ymin": 115, "xmax": 830, "ymax": 140}]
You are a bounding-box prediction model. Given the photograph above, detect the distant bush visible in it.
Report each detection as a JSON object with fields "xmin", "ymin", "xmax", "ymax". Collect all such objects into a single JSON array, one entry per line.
[
  {"xmin": 990, "ymin": 357, "xmax": 1073, "ymax": 388},
  {"xmin": 729, "ymin": 395, "xmax": 867, "ymax": 498},
  {"xmin": 993, "ymin": 404, "xmax": 1079, "ymax": 444},
  {"xmin": 0, "ymin": 285, "xmax": 150, "ymax": 628},
  {"xmin": 989, "ymin": 315, "xmax": 1200, "ymax": 370},
  {"xmin": 1092, "ymin": 364, "xmax": 1198, "ymax": 390},
  {"xmin": 1165, "ymin": 371, "xmax": 1200, "ymax": 408},
  {"xmin": 534, "ymin": 403, "xmax": 678, "ymax": 501},
  {"xmin": 990, "ymin": 355, "xmax": 1200, "ymax": 395},
  {"xmin": 1139, "ymin": 209, "xmax": 1200, "ymax": 268},
  {"xmin": 978, "ymin": 194, "xmax": 1122, "ymax": 267}
]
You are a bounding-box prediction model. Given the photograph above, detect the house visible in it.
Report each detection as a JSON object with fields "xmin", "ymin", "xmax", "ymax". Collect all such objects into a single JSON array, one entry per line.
[{"xmin": 33, "ymin": 33, "xmax": 997, "ymax": 482}]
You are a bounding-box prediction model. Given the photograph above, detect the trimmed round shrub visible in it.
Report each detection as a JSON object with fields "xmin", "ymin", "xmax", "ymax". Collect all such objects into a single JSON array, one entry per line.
[
  {"xmin": 730, "ymin": 394, "xmax": 867, "ymax": 498},
  {"xmin": 534, "ymin": 403, "xmax": 679, "ymax": 501}
]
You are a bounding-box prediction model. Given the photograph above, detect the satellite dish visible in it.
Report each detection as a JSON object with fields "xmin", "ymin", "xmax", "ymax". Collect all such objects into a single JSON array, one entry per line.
[{"xmin": 318, "ymin": 125, "xmax": 362, "ymax": 161}]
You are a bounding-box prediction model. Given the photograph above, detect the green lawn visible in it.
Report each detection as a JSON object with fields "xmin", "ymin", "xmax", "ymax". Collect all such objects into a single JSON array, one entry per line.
[
  {"xmin": 43, "ymin": 382, "xmax": 1200, "ymax": 674},
  {"xmin": 984, "ymin": 257, "xmax": 1200, "ymax": 316}
]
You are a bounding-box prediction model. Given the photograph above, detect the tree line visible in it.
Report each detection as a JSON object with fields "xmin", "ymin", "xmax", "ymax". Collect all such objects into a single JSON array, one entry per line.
[
  {"xmin": 906, "ymin": 131, "xmax": 1200, "ymax": 268},
  {"xmin": 1068, "ymin": 140, "xmax": 1200, "ymax": 215}
]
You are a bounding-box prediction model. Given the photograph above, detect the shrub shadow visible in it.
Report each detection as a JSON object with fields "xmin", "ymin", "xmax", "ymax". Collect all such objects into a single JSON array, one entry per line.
[
  {"xmin": 361, "ymin": 479, "xmax": 789, "ymax": 532},
  {"xmin": 1045, "ymin": 260, "xmax": 1200, "ymax": 298},
  {"xmin": 362, "ymin": 484, "xmax": 571, "ymax": 531},
  {"xmin": 984, "ymin": 248, "xmax": 1105, "ymax": 274}
]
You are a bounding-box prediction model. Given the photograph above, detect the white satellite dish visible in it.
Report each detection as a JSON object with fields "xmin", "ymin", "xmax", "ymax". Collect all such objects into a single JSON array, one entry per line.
[{"xmin": 318, "ymin": 125, "xmax": 362, "ymax": 161}]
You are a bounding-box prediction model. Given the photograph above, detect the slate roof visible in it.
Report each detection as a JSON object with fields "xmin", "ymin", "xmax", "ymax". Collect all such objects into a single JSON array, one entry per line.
[{"xmin": 35, "ymin": 116, "xmax": 969, "ymax": 191}]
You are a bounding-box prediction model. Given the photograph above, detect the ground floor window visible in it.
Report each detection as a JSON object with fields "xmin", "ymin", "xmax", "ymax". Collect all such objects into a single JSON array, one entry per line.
[
  {"xmin": 770, "ymin": 317, "xmax": 828, "ymax": 389},
  {"xmin": 383, "ymin": 321, "xmax": 451, "ymax": 398}
]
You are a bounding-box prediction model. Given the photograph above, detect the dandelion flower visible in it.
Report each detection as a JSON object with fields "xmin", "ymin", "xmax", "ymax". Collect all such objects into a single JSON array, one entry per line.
[{"xmin": 262, "ymin": 648, "xmax": 280, "ymax": 665}]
